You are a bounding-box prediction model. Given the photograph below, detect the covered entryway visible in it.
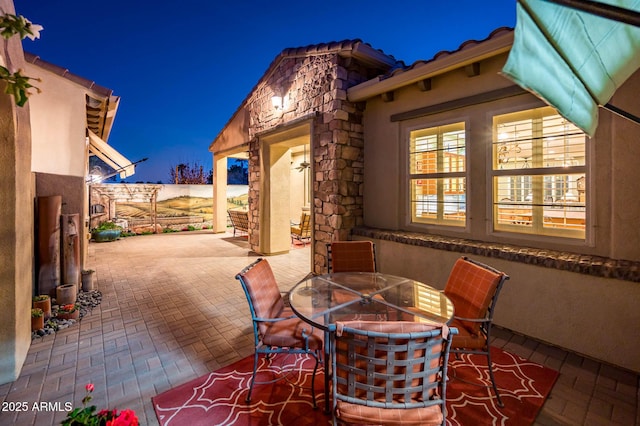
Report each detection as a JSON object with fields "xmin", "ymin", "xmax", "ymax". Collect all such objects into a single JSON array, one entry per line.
[
  {"xmin": 258, "ymin": 122, "xmax": 311, "ymax": 254},
  {"xmin": 208, "ymin": 39, "xmax": 397, "ymax": 271},
  {"xmin": 212, "ymin": 147, "xmax": 249, "ymax": 234}
]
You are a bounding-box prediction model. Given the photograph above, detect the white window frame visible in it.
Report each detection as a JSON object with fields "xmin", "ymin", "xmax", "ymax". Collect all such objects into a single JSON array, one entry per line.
[
  {"xmin": 490, "ymin": 106, "xmax": 588, "ymax": 240},
  {"xmin": 408, "ymin": 121, "xmax": 467, "ymax": 228}
]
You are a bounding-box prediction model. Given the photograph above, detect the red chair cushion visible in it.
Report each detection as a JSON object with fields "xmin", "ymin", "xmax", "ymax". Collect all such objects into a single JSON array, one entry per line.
[
  {"xmin": 330, "ymin": 241, "xmax": 376, "ymax": 272},
  {"xmin": 444, "ymin": 258, "xmax": 502, "ymax": 335},
  {"xmin": 335, "ymin": 401, "xmax": 443, "ymax": 426},
  {"xmin": 262, "ymin": 307, "xmax": 323, "ymax": 350},
  {"xmin": 449, "ymin": 318, "xmax": 486, "ymax": 349},
  {"xmin": 240, "ymin": 259, "xmax": 286, "ymax": 337}
]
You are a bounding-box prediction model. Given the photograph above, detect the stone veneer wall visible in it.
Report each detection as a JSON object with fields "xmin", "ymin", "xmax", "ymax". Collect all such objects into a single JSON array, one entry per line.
[
  {"xmin": 240, "ymin": 51, "xmax": 377, "ymax": 269},
  {"xmin": 353, "ymin": 226, "xmax": 640, "ymax": 282},
  {"xmin": 247, "ymin": 138, "xmax": 260, "ymax": 250},
  {"xmin": 311, "ymin": 58, "xmax": 369, "ymax": 273}
]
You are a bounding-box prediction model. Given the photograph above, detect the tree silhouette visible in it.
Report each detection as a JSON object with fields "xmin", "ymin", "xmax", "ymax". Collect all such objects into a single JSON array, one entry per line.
[
  {"xmin": 228, "ymin": 159, "xmax": 248, "ymax": 184},
  {"xmin": 169, "ymin": 162, "xmax": 209, "ymax": 184}
]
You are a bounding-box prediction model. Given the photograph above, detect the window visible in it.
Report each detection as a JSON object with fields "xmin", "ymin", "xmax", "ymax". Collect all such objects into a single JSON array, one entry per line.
[
  {"xmin": 409, "ymin": 122, "xmax": 466, "ymax": 226},
  {"xmin": 492, "ymin": 106, "xmax": 587, "ymax": 239}
]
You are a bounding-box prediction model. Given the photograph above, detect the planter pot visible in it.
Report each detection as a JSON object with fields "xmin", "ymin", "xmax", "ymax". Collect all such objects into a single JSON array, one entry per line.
[
  {"xmin": 33, "ymin": 297, "xmax": 51, "ymax": 320},
  {"xmin": 57, "ymin": 309, "xmax": 79, "ymax": 320},
  {"xmin": 56, "ymin": 284, "xmax": 77, "ymax": 305},
  {"xmin": 31, "ymin": 315, "xmax": 44, "ymax": 331},
  {"xmin": 92, "ymin": 229, "xmax": 121, "ymax": 242},
  {"xmin": 81, "ymin": 271, "xmax": 96, "ymax": 291}
]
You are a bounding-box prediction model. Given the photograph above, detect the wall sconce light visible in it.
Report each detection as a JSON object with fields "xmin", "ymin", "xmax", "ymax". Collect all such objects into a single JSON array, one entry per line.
[
  {"xmin": 271, "ymin": 93, "xmax": 283, "ymax": 110},
  {"xmin": 87, "ymin": 166, "xmax": 104, "ymax": 184}
]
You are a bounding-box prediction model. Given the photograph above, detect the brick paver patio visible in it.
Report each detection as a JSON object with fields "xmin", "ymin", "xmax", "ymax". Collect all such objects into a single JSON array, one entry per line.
[{"xmin": 0, "ymin": 231, "xmax": 637, "ymax": 425}]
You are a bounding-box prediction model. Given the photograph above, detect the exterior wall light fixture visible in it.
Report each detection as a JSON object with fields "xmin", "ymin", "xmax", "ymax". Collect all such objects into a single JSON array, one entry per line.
[{"xmin": 271, "ymin": 90, "xmax": 284, "ymax": 110}]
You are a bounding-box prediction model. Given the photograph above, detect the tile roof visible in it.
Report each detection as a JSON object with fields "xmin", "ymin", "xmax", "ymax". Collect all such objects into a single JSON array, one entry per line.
[
  {"xmin": 347, "ymin": 27, "xmax": 514, "ymax": 102},
  {"xmin": 210, "ymin": 39, "xmax": 399, "ymax": 149},
  {"xmin": 211, "ymin": 28, "xmax": 514, "ymax": 147},
  {"xmin": 382, "ymin": 27, "xmax": 513, "ymax": 80}
]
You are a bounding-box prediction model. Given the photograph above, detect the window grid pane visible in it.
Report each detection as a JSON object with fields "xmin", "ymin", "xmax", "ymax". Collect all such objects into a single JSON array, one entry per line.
[
  {"xmin": 492, "ymin": 106, "xmax": 586, "ymax": 238},
  {"xmin": 411, "ymin": 178, "xmax": 466, "ymax": 226},
  {"xmin": 494, "ymin": 108, "xmax": 586, "ymax": 171},
  {"xmin": 410, "ymin": 123, "xmax": 466, "ymax": 226}
]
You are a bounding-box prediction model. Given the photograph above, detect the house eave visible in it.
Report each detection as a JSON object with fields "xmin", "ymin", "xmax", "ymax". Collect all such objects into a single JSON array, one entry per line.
[
  {"xmin": 347, "ymin": 30, "xmax": 514, "ymax": 102},
  {"xmin": 346, "ymin": 42, "xmax": 399, "ymax": 69},
  {"xmin": 24, "ymin": 51, "xmax": 119, "ymax": 141}
]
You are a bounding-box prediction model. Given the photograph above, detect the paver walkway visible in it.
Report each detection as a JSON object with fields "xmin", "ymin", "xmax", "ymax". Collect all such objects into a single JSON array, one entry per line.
[{"xmin": 0, "ymin": 231, "xmax": 637, "ymax": 425}]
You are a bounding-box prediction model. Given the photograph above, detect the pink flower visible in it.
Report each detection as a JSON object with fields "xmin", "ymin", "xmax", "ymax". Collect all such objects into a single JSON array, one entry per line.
[
  {"xmin": 106, "ymin": 409, "xmax": 139, "ymax": 426},
  {"xmin": 64, "ymin": 385, "xmax": 137, "ymax": 426}
]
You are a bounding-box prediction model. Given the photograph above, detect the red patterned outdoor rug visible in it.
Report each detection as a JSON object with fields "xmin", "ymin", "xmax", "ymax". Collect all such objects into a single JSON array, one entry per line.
[
  {"xmin": 153, "ymin": 347, "xmax": 558, "ymax": 426},
  {"xmin": 447, "ymin": 347, "xmax": 558, "ymax": 425}
]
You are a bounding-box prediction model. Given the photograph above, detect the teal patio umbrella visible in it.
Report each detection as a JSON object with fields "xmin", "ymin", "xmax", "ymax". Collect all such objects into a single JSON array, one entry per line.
[{"xmin": 502, "ymin": 0, "xmax": 640, "ymax": 136}]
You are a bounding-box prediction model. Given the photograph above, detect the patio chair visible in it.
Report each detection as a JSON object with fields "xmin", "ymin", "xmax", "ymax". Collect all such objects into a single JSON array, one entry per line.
[
  {"xmin": 235, "ymin": 258, "xmax": 323, "ymax": 407},
  {"xmin": 327, "ymin": 240, "xmax": 377, "ymax": 273},
  {"xmin": 291, "ymin": 211, "xmax": 311, "ymax": 246},
  {"xmin": 443, "ymin": 256, "xmax": 509, "ymax": 407},
  {"xmin": 331, "ymin": 320, "xmax": 456, "ymax": 426},
  {"xmin": 327, "ymin": 241, "xmax": 379, "ymax": 318},
  {"xmin": 228, "ymin": 209, "xmax": 249, "ymax": 237}
]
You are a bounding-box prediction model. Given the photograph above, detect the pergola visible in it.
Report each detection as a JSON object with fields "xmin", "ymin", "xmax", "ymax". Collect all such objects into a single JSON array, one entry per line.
[{"xmin": 89, "ymin": 183, "xmax": 163, "ymax": 232}]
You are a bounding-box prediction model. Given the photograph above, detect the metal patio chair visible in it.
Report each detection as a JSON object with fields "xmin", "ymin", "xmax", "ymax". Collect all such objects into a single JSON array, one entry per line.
[
  {"xmin": 443, "ymin": 256, "xmax": 510, "ymax": 407},
  {"xmin": 235, "ymin": 258, "xmax": 323, "ymax": 407},
  {"xmin": 331, "ymin": 320, "xmax": 456, "ymax": 426}
]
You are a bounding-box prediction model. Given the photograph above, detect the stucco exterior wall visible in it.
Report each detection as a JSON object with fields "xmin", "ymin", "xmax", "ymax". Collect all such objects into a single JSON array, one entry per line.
[
  {"xmin": 363, "ymin": 236, "xmax": 640, "ymax": 373},
  {"xmin": 607, "ymin": 74, "xmax": 640, "ymax": 261},
  {"xmin": 0, "ymin": 0, "xmax": 34, "ymax": 384},
  {"xmin": 358, "ymin": 50, "xmax": 640, "ymax": 372},
  {"xmin": 26, "ymin": 62, "xmax": 96, "ymax": 271},
  {"xmin": 35, "ymin": 173, "xmax": 85, "ymax": 217},
  {"xmin": 26, "ymin": 61, "xmax": 87, "ymax": 177},
  {"xmin": 362, "ymin": 51, "xmax": 638, "ymax": 262}
]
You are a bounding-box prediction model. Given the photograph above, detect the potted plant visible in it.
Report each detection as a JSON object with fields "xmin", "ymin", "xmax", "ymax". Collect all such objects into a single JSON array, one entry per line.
[
  {"xmin": 57, "ymin": 303, "xmax": 80, "ymax": 320},
  {"xmin": 56, "ymin": 283, "xmax": 77, "ymax": 305},
  {"xmin": 33, "ymin": 295, "xmax": 51, "ymax": 320},
  {"xmin": 91, "ymin": 221, "xmax": 122, "ymax": 242},
  {"xmin": 31, "ymin": 308, "xmax": 44, "ymax": 331},
  {"xmin": 81, "ymin": 269, "xmax": 96, "ymax": 291}
]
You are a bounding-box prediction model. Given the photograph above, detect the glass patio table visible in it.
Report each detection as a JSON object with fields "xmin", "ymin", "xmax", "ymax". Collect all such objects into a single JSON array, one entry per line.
[{"xmin": 288, "ymin": 271, "xmax": 454, "ymax": 413}]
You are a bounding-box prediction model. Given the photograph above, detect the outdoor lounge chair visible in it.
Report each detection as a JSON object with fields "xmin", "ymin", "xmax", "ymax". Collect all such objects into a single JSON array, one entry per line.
[
  {"xmin": 443, "ymin": 256, "xmax": 509, "ymax": 407},
  {"xmin": 227, "ymin": 209, "xmax": 249, "ymax": 236},
  {"xmin": 235, "ymin": 258, "xmax": 323, "ymax": 407},
  {"xmin": 331, "ymin": 320, "xmax": 456, "ymax": 426},
  {"xmin": 291, "ymin": 211, "xmax": 311, "ymax": 246}
]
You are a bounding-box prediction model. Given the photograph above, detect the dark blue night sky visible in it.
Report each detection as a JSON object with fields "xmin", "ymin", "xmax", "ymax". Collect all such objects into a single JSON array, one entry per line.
[{"xmin": 17, "ymin": 0, "xmax": 515, "ymax": 183}]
